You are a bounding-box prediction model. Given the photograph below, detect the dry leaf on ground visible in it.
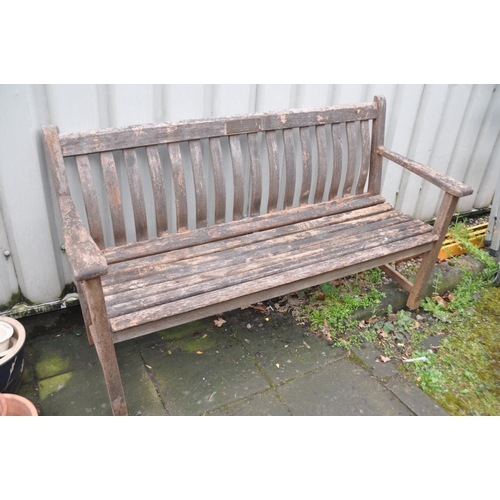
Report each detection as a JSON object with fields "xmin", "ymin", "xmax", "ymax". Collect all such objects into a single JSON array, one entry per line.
[
  {"xmin": 376, "ymin": 355, "xmax": 391, "ymax": 363},
  {"xmin": 214, "ymin": 317, "xmax": 226, "ymax": 327}
]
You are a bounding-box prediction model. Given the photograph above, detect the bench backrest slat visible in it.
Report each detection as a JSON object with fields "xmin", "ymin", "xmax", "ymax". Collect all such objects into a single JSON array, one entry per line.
[
  {"xmin": 123, "ymin": 149, "xmax": 148, "ymax": 241},
  {"xmin": 188, "ymin": 140, "xmax": 208, "ymax": 228},
  {"xmin": 356, "ymin": 120, "xmax": 371, "ymax": 195},
  {"xmin": 314, "ymin": 125, "xmax": 328, "ymax": 203},
  {"xmin": 248, "ymin": 132, "xmax": 262, "ymax": 217},
  {"xmin": 145, "ymin": 145, "xmax": 169, "ymax": 236},
  {"xmin": 209, "ymin": 137, "xmax": 226, "ymax": 224},
  {"xmin": 343, "ymin": 121, "xmax": 357, "ymax": 196},
  {"xmin": 100, "ymin": 151, "xmax": 127, "ymax": 246},
  {"xmin": 45, "ymin": 98, "xmax": 387, "ymax": 250},
  {"xmin": 369, "ymin": 96, "xmax": 386, "ymax": 194},
  {"xmin": 75, "ymin": 154, "xmax": 105, "ymax": 249},
  {"xmin": 283, "ymin": 128, "xmax": 296, "ymax": 208},
  {"xmin": 229, "ymin": 135, "xmax": 245, "ymax": 220},
  {"xmin": 266, "ymin": 130, "xmax": 280, "ymax": 211},
  {"xmin": 329, "ymin": 123, "xmax": 342, "ymax": 199},
  {"xmin": 299, "ymin": 127, "xmax": 313, "ymax": 206},
  {"xmin": 168, "ymin": 142, "xmax": 188, "ymax": 231}
]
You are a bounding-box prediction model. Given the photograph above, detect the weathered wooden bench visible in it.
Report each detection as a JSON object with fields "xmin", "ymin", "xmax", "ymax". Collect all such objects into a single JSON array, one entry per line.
[{"xmin": 42, "ymin": 96, "xmax": 473, "ymax": 415}]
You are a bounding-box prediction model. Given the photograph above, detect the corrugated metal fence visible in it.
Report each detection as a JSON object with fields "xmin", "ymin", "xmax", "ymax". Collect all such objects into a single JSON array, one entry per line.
[{"xmin": 0, "ymin": 84, "xmax": 499, "ymax": 314}]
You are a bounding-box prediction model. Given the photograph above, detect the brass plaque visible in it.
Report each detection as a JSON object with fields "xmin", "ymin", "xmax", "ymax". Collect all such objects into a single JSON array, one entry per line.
[{"xmin": 225, "ymin": 118, "xmax": 262, "ymax": 135}]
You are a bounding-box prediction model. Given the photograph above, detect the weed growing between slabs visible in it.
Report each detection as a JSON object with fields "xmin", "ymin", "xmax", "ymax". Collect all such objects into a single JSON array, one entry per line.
[
  {"xmin": 295, "ymin": 222, "xmax": 500, "ymax": 415},
  {"xmin": 297, "ymin": 267, "xmax": 385, "ymax": 346}
]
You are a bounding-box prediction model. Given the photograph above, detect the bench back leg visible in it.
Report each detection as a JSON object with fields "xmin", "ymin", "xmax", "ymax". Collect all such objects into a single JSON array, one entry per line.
[
  {"xmin": 406, "ymin": 192, "xmax": 458, "ymax": 309},
  {"xmin": 81, "ymin": 278, "xmax": 128, "ymax": 416}
]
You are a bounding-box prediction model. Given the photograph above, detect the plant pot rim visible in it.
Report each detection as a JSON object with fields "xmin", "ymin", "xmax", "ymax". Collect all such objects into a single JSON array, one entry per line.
[
  {"xmin": 0, "ymin": 321, "xmax": 14, "ymax": 344},
  {"xmin": 0, "ymin": 393, "xmax": 38, "ymax": 416},
  {"xmin": 0, "ymin": 316, "xmax": 26, "ymax": 366}
]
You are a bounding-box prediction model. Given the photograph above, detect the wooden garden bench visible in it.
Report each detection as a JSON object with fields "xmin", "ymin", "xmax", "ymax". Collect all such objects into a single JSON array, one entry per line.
[{"xmin": 42, "ymin": 96, "xmax": 473, "ymax": 415}]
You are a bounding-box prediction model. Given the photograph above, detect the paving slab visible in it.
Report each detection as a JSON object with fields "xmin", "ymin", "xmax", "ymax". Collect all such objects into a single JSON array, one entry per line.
[
  {"xmin": 231, "ymin": 315, "xmax": 346, "ymax": 385},
  {"xmin": 351, "ymin": 341, "xmax": 400, "ymax": 379},
  {"xmin": 141, "ymin": 328, "xmax": 270, "ymax": 416},
  {"xmin": 385, "ymin": 375, "xmax": 449, "ymax": 416},
  {"xmin": 206, "ymin": 389, "xmax": 292, "ymax": 416},
  {"xmin": 31, "ymin": 330, "xmax": 99, "ymax": 379},
  {"xmin": 277, "ymin": 358, "xmax": 415, "ymax": 416},
  {"xmin": 38, "ymin": 365, "xmax": 111, "ymax": 416}
]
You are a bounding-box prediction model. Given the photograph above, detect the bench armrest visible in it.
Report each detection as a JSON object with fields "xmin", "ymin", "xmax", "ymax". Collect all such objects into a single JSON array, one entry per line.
[
  {"xmin": 377, "ymin": 146, "xmax": 473, "ymax": 198},
  {"xmin": 60, "ymin": 196, "xmax": 108, "ymax": 281}
]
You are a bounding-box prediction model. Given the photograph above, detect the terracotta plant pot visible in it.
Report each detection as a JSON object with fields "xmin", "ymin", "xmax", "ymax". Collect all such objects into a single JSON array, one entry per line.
[
  {"xmin": 0, "ymin": 393, "xmax": 38, "ymax": 416},
  {"xmin": 0, "ymin": 316, "xmax": 26, "ymax": 394}
]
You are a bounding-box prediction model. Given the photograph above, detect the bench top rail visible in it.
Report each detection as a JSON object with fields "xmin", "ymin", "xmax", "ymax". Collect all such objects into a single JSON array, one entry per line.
[{"xmin": 58, "ymin": 102, "xmax": 378, "ymax": 156}]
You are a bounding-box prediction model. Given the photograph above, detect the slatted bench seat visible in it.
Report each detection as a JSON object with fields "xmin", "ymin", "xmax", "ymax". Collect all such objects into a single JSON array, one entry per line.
[{"xmin": 42, "ymin": 95, "xmax": 473, "ymax": 415}]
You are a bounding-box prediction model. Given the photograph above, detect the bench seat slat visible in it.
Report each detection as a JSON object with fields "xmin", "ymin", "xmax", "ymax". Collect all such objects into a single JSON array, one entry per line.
[
  {"xmin": 104, "ymin": 213, "xmax": 419, "ymax": 313},
  {"xmin": 103, "ymin": 205, "xmax": 401, "ymax": 291},
  {"xmin": 112, "ymin": 238, "xmax": 436, "ymax": 343},
  {"xmin": 109, "ymin": 227, "xmax": 438, "ymax": 332},
  {"xmin": 103, "ymin": 193, "xmax": 385, "ymax": 264}
]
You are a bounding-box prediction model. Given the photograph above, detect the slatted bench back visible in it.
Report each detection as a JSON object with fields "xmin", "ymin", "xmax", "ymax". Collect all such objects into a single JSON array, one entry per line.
[{"xmin": 48, "ymin": 97, "xmax": 386, "ymax": 249}]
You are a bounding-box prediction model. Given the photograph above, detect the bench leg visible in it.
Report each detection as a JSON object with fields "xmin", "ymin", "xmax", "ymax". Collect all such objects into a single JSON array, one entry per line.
[
  {"xmin": 75, "ymin": 281, "xmax": 94, "ymax": 346},
  {"xmin": 81, "ymin": 278, "xmax": 128, "ymax": 416},
  {"xmin": 407, "ymin": 192, "xmax": 458, "ymax": 309}
]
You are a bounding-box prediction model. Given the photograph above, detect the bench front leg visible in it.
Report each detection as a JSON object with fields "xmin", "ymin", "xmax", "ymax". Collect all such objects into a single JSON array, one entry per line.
[
  {"xmin": 407, "ymin": 192, "xmax": 458, "ymax": 309},
  {"xmin": 81, "ymin": 277, "xmax": 128, "ymax": 416}
]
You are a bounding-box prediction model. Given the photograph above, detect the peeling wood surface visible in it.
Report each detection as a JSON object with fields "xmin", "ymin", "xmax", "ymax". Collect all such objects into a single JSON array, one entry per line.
[
  {"xmin": 103, "ymin": 212, "xmax": 429, "ymax": 320},
  {"xmin": 113, "ymin": 240, "xmax": 437, "ymax": 344},
  {"xmin": 146, "ymin": 146, "xmax": 168, "ymax": 235},
  {"xmin": 59, "ymin": 102, "xmax": 378, "ymax": 156},
  {"xmin": 109, "ymin": 229, "xmax": 438, "ymax": 332},
  {"xmin": 123, "ymin": 149, "xmax": 148, "ymax": 241},
  {"xmin": 103, "ymin": 203, "xmax": 396, "ymax": 290},
  {"xmin": 378, "ymin": 146, "xmax": 474, "ymax": 198},
  {"xmin": 75, "ymin": 154, "xmax": 104, "ymax": 249},
  {"xmin": 104, "ymin": 194, "xmax": 385, "ymax": 263},
  {"xmin": 315, "ymin": 125, "xmax": 327, "ymax": 203},
  {"xmin": 100, "ymin": 151, "xmax": 127, "ymax": 246},
  {"xmin": 189, "ymin": 140, "xmax": 208, "ymax": 227}
]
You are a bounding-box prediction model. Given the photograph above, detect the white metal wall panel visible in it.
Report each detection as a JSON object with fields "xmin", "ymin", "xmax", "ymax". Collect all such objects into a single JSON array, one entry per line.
[
  {"xmin": 415, "ymin": 85, "xmax": 474, "ymax": 220},
  {"xmin": 398, "ymin": 85, "xmax": 450, "ymax": 217},
  {"xmin": 0, "ymin": 84, "xmax": 498, "ymax": 312},
  {"xmin": 461, "ymin": 86, "xmax": 500, "ymax": 212},
  {"xmin": 0, "ymin": 86, "xmax": 63, "ymax": 305},
  {"xmin": 0, "ymin": 208, "xmax": 18, "ymax": 305}
]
